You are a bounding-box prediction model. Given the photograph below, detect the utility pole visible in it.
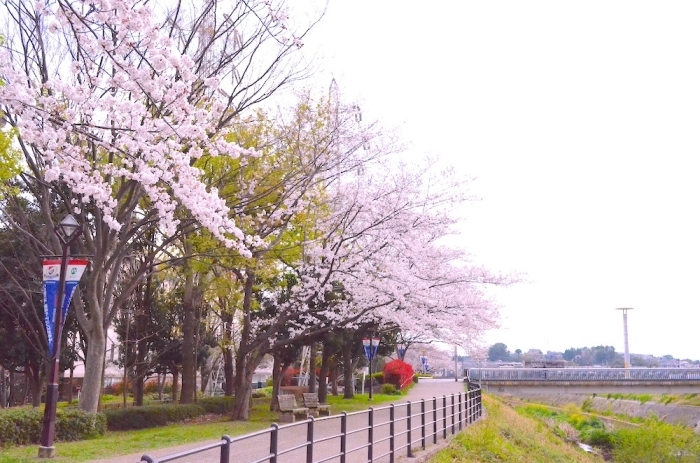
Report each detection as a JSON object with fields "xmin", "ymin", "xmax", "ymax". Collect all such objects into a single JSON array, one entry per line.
[{"xmin": 616, "ymin": 308, "xmax": 634, "ymax": 369}]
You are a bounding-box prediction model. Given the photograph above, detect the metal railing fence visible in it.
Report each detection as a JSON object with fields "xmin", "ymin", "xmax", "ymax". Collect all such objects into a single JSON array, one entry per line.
[{"xmin": 140, "ymin": 384, "xmax": 482, "ymax": 463}]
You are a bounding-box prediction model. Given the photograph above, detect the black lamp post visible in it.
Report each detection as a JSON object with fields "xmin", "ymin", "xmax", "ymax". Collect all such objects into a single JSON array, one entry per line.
[
  {"xmin": 39, "ymin": 215, "xmax": 82, "ymax": 459},
  {"xmin": 363, "ymin": 335, "xmax": 380, "ymax": 401}
]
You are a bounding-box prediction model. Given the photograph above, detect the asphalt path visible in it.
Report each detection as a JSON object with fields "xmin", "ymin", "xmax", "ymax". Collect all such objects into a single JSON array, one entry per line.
[{"xmin": 88, "ymin": 378, "xmax": 470, "ymax": 463}]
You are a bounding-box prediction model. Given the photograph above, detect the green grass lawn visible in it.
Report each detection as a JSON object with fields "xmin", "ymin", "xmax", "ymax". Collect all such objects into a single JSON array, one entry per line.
[{"xmin": 0, "ymin": 392, "xmax": 401, "ymax": 463}]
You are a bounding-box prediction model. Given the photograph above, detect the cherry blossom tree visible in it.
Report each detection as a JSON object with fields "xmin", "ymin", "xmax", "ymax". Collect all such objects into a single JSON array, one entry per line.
[
  {"xmin": 0, "ymin": 0, "xmax": 315, "ymax": 413},
  {"xmin": 293, "ymin": 158, "xmax": 510, "ymax": 350}
]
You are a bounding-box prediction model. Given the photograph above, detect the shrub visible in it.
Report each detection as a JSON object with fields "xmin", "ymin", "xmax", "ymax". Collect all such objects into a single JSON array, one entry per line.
[
  {"xmin": 144, "ymin": 380, "xmax": 160, "ymax": 394},
  {"xmin": 611, "ymin": 420, "xmax": 700, "ymax": 462},
  {"xmin": 0, "ymin": 408, "xmax": 106, "ymax": 446},
  {"xmin": 104, "ymin": 403, "xmax": 205, "ymax": 431},
  {"xmin": 252, "ymin": 387, "xmax": 272, "ymax": 398},
  {"xmin": 579, "ymin": 427, "xmax": 614, "ymax": 449},
  {"xmin": 111, "ymin": 379, "xmax": 133, "ymax": 397},
  {"xmin": 198, "ymin": 396, "xmax": 235, "ymax": 414},
  {"xmin": 382, "ymin": 360, "xmax": 415, "ymax": 390},
  {"xmin": 380, "ymin": 384, "xmax": 400, "ymax": 395},
  {"xmin": 55, "ymin": 409, "xmax": 107, "ymax": 441},
  {"xmin": 281, "ymin": 368, "xmax": 301, "ymax": 386}
]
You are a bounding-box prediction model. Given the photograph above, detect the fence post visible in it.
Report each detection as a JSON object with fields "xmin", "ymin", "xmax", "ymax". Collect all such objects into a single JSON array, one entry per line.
[
  {"xmin": 451, "ymin": 394, "xmax": 455, "ymax": 434},
  {"xmin": 432, "ymin": 397, "xmax": 437, "ymax": 444},
  {"xmin": 458, "ymin": 392, "xmax": 463, "ymax": 431},
  {"xmin": 368, "ymin": 407, "xmax": 374, "ymax": 463},
  {"xmin": 306, "ymin": 416, "xmax": 314, "ymax": 463},
  {"xmin": 420, "ymin": 399, "xmax": 426, "ymax": 450},
  {"xmin": 340, "ymin": 412, "xmax": 347, "ymax": 463},
  {"xmin": 442, "ymin": 396, "xmax": 447, "ymax": 439},
  {"xmin": 467, "ymin": 388, "xmax": 473, "ymax": 423},
  {"xmin": 220, "ymin": 435, "xmax": 231, "ymax": 463},
  {"xmin": 390, "ymin": 404, "xmax": 396, "ymax": 463},
  {"xmin": 270, "ymin": 423, "xmax": 279, "ymax": 463},
  {"xmin": 407, "ymin": 401, "xmax": 413, "ymax": 458},
  {"xmin": 477, "ymin": 387, "xmax": 483, "ymax": 418}
]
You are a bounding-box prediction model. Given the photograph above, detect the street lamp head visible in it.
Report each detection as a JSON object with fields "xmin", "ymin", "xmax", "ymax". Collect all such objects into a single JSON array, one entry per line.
[{"xmin": 58, "ymin": 214, "xmax": 80, "ymax": 239}]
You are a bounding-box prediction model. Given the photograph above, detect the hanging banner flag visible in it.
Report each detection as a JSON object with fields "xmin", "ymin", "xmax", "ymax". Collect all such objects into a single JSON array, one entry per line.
[
  {"xmin": 363, "ymin": 337, "xmax": 380, "ymax": 361},
  {"xmin": 43, "ymin": 259, "xmax": 89, "ymax": 356}
]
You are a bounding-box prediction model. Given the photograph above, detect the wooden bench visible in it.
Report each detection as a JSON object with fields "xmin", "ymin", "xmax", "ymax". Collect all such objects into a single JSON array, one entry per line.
[
  {"xmin": 302, "ymin": 393, "xmax": 331, "ymax": 417},
  {"xmin": 277, "ymin": 394, "xmax": 309, "ymax": 422}
]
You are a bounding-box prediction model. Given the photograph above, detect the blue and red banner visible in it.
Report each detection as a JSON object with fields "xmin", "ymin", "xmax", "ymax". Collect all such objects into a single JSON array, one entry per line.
[{"xmin": 43, "ymin": 259, "xmax": 89, "ymax": 356}]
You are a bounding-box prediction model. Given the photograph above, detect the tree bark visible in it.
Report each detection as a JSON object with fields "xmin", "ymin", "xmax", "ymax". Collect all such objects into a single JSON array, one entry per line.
[
  {"xmin": 79, "ymin": 326, "xmax": 105, "ymax": 413},
  {"xmin": 171, "ymin": 367, "xmax": 180, "ymax": 402},
  {"xmin": 28, "ymin": 362, "xmax": 42, "ymax": 407},
  {"xmin": 180, "ymin": 255, "xmax": 196, "ymax": 404},
  {"xmin": 67, "ymin": 368, "xmax": 75, "ymax": 404},
  {"xmin": 9, "ymin": 370, "xmax": 15, "ymax": 407},
  {"xmin": 331, "ymin": 363, "xmax": 339, "ymax": 396},
  {"xmin": 308, "ymin": 342, "xmax": 317, "ymax": 393},
  {"xmin": 318, "ymin": 343, "xmax": 331, "ymax": 403},
  {"xmin": 343, "ymin": 338, "xmax": 354, "ymax": 399},
  {"xmin": 231, "ymin": 350, "xmax": 260, "ymax": 420},
  {"xmin": 222, "ymin": 303, "xmax": 235, "ymax": 396},
  {"xmin": 0, "ymin": 367, "xmax": 5, "ymax": 408}
]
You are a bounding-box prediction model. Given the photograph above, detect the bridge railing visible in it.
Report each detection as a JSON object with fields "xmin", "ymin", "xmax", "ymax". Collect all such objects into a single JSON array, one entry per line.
[
  {"xmin": 469, "ymin": 368, "xmax": 700, "ymax": 382},
  {"xmin": 140, "ymin": 385, "xmax": 483, "ymax": 463}
]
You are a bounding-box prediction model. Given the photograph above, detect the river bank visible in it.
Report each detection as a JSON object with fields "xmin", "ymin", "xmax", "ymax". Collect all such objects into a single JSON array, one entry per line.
[{"xmin": 505, "ymin": 392, "xmax": 700, "ymax": 433}]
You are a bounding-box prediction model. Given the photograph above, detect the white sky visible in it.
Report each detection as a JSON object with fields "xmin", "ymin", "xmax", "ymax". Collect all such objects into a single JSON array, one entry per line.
[{"xmin": 298, "ymin": 1, "xmax": 700, "ymax": 360}]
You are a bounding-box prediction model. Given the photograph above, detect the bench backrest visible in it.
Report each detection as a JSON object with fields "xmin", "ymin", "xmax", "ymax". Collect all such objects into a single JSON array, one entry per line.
[
  {"xmin": 302, "ymin": 393, "xmax": 320, "ymax": 408},
  {"xmin": 278, "ymin": 394, "xmax": 300, "ymax": 411}
]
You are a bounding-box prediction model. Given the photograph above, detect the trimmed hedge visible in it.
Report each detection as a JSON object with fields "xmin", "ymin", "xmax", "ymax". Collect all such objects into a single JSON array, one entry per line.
[
  {"xmin": 104, "ymin": 403, "xmax": 205, "ymax": 431},
  {"xmin": 0, "ymin": 408, "xmax": 106, "ymax": 446},
  {"xmin": 104, "ymin": 396, "xmax": 236, "ymax": 431},
  {"xmin": 198, "ymin": 396, "xmax": 236, "ymax": 414}
]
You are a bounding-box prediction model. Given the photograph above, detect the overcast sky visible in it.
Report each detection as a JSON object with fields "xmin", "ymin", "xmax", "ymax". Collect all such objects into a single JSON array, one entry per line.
[{"xmin": 299, "ymin": 1, "xmax": 700, "ymax": 360}]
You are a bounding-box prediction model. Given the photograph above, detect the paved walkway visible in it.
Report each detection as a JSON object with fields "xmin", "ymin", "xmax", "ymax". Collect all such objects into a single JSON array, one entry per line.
[{"xmin": 88, "ymin": 378, "xmax": 470, "ymax": 463}]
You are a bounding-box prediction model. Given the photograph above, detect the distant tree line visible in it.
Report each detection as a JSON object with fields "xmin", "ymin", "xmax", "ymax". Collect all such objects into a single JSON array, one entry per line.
[{"xmin": 488, "ymin": 343, "xmax": 699, "ymax": 367}]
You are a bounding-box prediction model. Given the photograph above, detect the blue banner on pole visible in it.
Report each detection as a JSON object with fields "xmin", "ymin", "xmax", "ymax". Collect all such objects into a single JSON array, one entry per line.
[
  {"xmin": 43, "ymin": 279, "xmax": 58, "ymax": 356},
  {"xmin": 363, "ymin": 338, "xmax": 380, "ymax": 361},
  {"xmin": 43, "ymin": 259, "xmax": 89, "ymax": 356}
]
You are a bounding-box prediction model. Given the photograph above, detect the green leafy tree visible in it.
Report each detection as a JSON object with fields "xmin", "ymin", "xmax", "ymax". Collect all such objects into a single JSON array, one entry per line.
[{"xmin": 488, "ymin": 343, "xmax": 511, "ymax": 362}]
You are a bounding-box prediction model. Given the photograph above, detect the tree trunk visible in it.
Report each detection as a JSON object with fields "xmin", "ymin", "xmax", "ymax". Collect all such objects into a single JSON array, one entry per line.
[
  {"xmin": 20, "ymin": 371, "xmax": 29, "ymax": 405},
  {"xmin": 28, "ymin": 362, "xmax": 42, "ymax": 407},
  {"xmin": 157, "ymin": 373, "xmax": 164, "ymax": 400},
  {"xmin": 0, "ymin": 367, "xmax": 5, "ymax": 408},
  {"xmin": 171, "ymin": 367, "xmax": 180, "ymax": 402},
  {"xmin": 180, "ymin": 260, "xmax": 196, "ymax": 404},
  {"xmin": 231, "ymin": 267, "xmax": 259, "ymax": 420},
  {"xmin": 67, "ymin": 368, "xmax": 75, "ymax": 404},
  {"xmin": 9, "ymin": 370, "xmax": 15, "ymax": 406},
  {"xmin": 308, "ymin": 342, "xmax": 317, "ymax": 393},
  {"xmin": 270, "ymin": 354, "xmax": 283, "ymax": 412},
  {"xmin": 231, "ymin": 351, "xmax": 259, "ymax": 420},
  {"xmin": 222, "ymin": 309, "xmax": 235, "ymax": 396},
  {"xmin": 223, "ymin": 347, "xmax": 235, "ymax": 396},
  {"xmin": 331, "ymin": 364, "xmax": 339, "ymax": 396},
  {"xmin": 80, "ymin": 329, "xmax": 106, "ymax": 413},
  {"xmin": 318, "ymin": 343, "xmax": 331, "ymax": 403},
  {"xmin": 133, "ymin": 371, "xmax": 144, "ymax": 406},
  {"xmin": 342, "ymin": 338, "xmax": 354, "ymax": 399}
]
